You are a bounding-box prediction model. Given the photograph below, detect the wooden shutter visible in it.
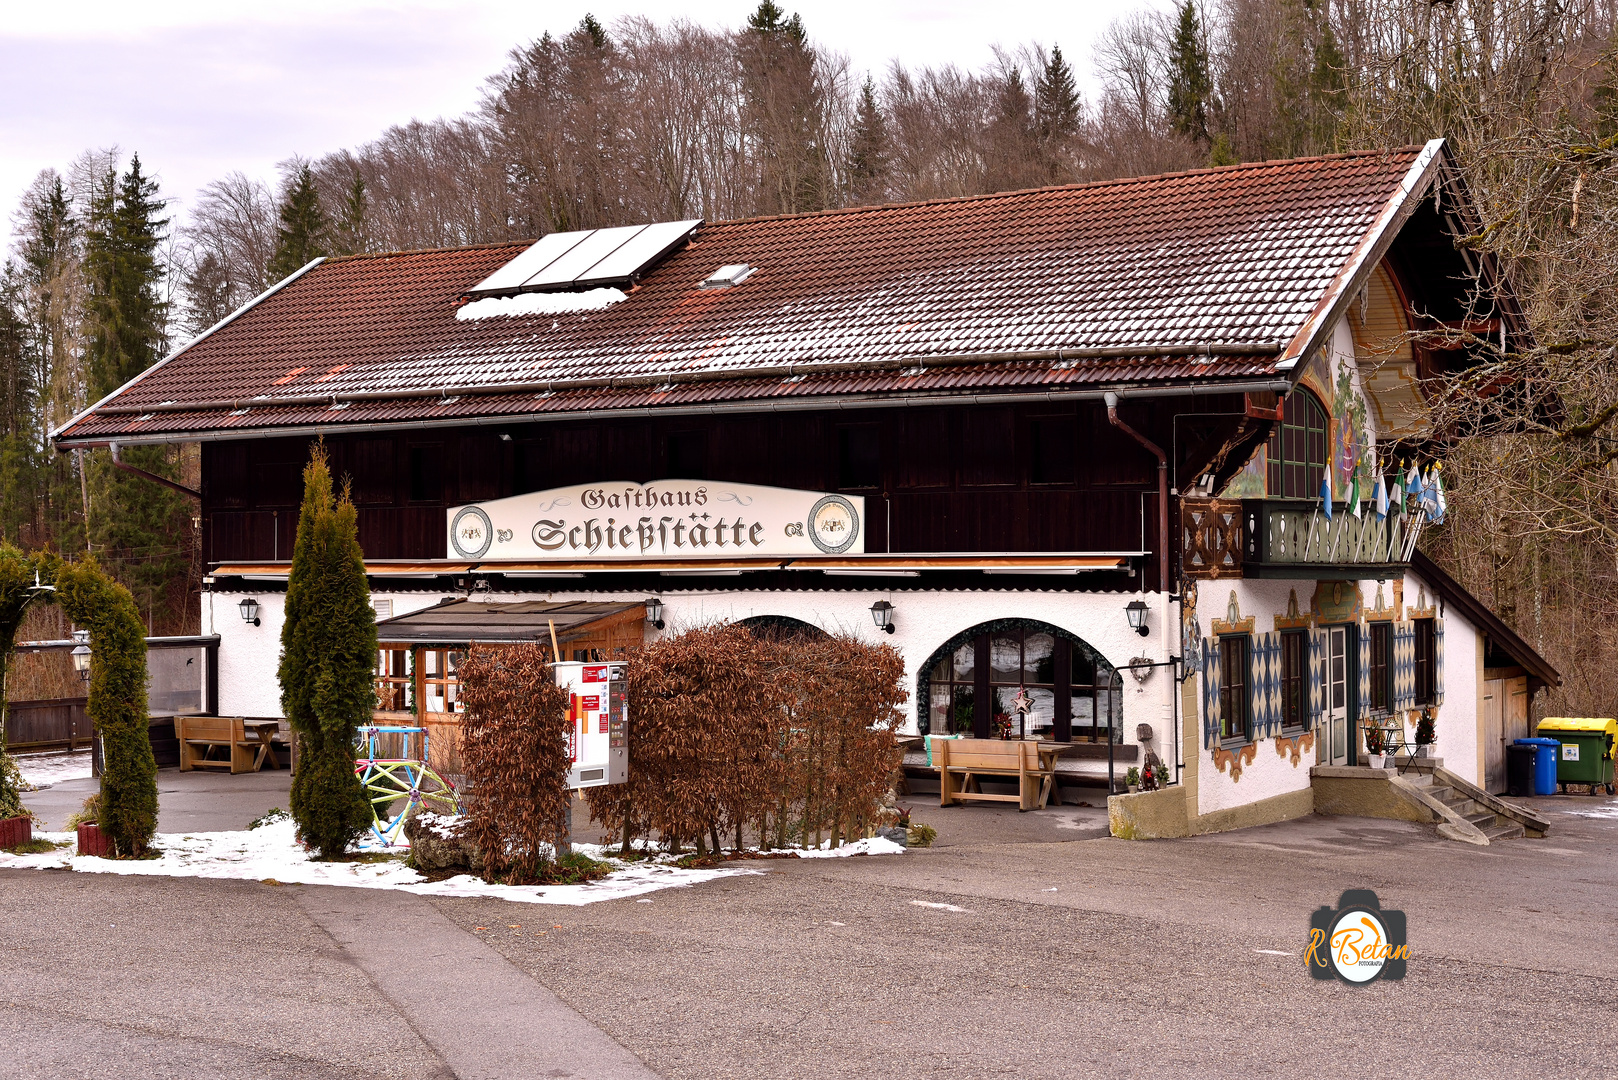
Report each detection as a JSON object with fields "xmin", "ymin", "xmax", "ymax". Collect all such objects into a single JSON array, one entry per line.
[
  {"xmin": 1433, "ymin": 618, "xmax": 1445, "ymax": 706},
  {"xmin": 1307, "ymin": 628, "xmax": 1326, "ymax": 730},
  {"xmin": 1202, "ymin": 637, "xmax": 1221, "ymax": 748},
  {"xmin": 1393, "ymin": 620, "xmax": 1415, "ymax": 712},
  {"xmin": 1357, "ymin": 627, "xmax": 1372, "ymax": 721},
  {"xmin": 1256, "ymin": 632, "xmax": 1280, "ymax": 739}
]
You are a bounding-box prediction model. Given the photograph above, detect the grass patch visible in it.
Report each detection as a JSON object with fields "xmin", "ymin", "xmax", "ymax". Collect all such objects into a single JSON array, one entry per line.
[{"xmin": 2, "ymin": 838, "xmax": 62, "ymax": 855}]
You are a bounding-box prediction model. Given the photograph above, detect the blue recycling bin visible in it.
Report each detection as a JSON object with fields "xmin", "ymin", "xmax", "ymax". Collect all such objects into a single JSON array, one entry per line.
[{"xmin": 1515, "ymin": 737, "xmax": 1562, "ymax": 795}]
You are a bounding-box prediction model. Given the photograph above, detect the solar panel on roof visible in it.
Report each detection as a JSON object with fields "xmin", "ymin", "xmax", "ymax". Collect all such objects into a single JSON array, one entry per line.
[{"xmin": 468, "ymin": 219, "xmax": 701, "ymax": 296}]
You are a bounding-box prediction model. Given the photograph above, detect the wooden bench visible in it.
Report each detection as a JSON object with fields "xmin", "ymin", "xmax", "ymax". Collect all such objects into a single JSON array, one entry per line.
[
  {"xmin": 934, "ymin": 737, "xmax": 1056, "ymax": 811},
  {"xmin": 177, "ymin": 716, "xmax": 263, "ymax": 774}
]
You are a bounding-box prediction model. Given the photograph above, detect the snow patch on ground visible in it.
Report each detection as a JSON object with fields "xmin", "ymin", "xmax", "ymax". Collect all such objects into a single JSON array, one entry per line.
[
  {"xmin": 793, "ymin": 835, "xmax": 908, "ymax": 858},
  {"xmin": 1564, "ymin": 802, "xmax": 1618, "ymax": 820},
  {"xmin": 910, "ymin": 899, "xmax": 969, "ymax": 913},
  {"xmin": 13, "ymin": 750, "xmax": 93, "ymax": 790},
  {"xmin": 0, "ymin": 820, "xmax": 756, "ymax": 906},
  {"xmin": 456, "ymin": 288, "xmax": 627, "ymax": 320}
]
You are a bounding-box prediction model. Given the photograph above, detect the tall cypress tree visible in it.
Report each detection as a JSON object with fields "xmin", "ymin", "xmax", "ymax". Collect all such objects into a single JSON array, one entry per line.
[
  {"xmin": 847, "ymin": 76, "xmax": 890, "ymax": 204},
  {"xmin": 267, "ymin": 164, "xmax": 329, "ymax": 281},
  {"xmin": 281, "ymin": 442, "xmax": 376, "ymax": 859},
  {"xmin": 1166, "ymin": 0, "xmax": 1213, "ymax": 146}
]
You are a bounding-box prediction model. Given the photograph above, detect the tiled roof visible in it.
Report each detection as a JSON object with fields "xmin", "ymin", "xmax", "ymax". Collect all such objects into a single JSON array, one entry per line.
[{"xmin": 60, "ymin": 147, "xmax": 1430, "ymax": 442}]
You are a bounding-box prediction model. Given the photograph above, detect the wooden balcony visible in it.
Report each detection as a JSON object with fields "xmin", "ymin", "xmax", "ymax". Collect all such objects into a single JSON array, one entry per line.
[{"xmin": 1240, "ymin": 499, "xmax": 1407, "ymax": 579}]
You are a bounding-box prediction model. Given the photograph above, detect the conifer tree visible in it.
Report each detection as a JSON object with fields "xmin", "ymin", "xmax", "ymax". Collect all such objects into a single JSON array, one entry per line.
[
  {"xmin": 1035, "ymin": 44, "xmax": 1081, "ymax": 147},
  {"xmin": 1166, "ymin": 0, "xmax": 1212, "ymax": 145},
  {"xmin": 280, "ymin": 442, "xmax": 376, "ymax": 859},
  {"xmin": 268, "ymin": 164, "xmax": 329, "ymax": 281},
  {"xmin": 847, "ymin": 76, "xmax": 890, "ymax": 204},
  {"xmin": 740, "ymin": 1, "xmax": 829, "ymax": 214},
  {"xmin": 329, "ymin": 173, "xmax": 370, "ymax": 256},
  {"xmin": 83, "ymin": 154, "xmax": 168, "ymax": 400}
]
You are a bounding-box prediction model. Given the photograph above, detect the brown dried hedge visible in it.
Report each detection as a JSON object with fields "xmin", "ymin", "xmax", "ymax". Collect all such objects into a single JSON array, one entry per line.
[
  {"xmin": 457, "ymin": 642, "xmax": 570, "ymax": 884},
  {"xmin": 587, "ymin": 624, "xmax": 905, "ymax": 854}
]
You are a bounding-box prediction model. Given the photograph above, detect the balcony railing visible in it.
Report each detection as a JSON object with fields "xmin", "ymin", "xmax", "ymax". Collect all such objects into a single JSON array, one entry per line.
[{"xmin": 1241, "ymin": 498, "xmax": 1407, "ymax": 578}]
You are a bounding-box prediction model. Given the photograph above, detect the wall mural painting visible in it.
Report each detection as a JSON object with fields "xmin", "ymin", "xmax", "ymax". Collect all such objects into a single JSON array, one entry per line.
[
  {"xmin": 1181, "ymin": 587, "xmax": 1203, "ymax": 681},
  {"xmin": 1333, "ymin": 365, "xmax": 1371, "ymax": 502},
  {"xmin": 1275, "ymin": 587, "xmax": 1312, "ymax": 631},
  {"xmin": 1221, "ymin": 448, "xmax": 1267, "ymax": 498},
  {"xmin": 1274, "ymin": 731, "xmax": 1316, "ymax": 766},
  {"xmin": 1212, "ymin": 742, "xmax": 1258, "ymax": 781},
  {"xmin": 1310, "ymin": 580, "xmax": 1363, "ymax": 624}
]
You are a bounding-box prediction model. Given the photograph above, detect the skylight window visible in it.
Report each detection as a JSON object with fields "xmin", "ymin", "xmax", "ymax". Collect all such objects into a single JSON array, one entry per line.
[{"xmin": 701, "ymin": 264, "xmax": 755, "ymax": 289}]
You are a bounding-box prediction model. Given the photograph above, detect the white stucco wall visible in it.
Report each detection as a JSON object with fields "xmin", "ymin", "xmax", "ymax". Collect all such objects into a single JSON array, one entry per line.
[
  {"xmin": 1403, "ymin": 568, "xmax": 1482, "ymax": 788},
  {"xmin": 201, "ymin": 584, "xmax": 1184, "ymax": 771},
  {"xmin": 1192, "ymin": 578, "xmax": 1318, "ymax": 817}
]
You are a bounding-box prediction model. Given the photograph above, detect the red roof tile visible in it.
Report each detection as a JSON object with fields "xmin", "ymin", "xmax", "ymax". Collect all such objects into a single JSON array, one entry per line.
[{"xmin": 60, "ymin": 147, "xmax": 1429, "ymax": 442}]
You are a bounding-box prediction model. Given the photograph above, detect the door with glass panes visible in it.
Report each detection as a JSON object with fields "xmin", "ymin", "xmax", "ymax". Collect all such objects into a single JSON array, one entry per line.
[{"xmin": 1323, "ymin": 626, "xmax": 1350, "ymax": 765}]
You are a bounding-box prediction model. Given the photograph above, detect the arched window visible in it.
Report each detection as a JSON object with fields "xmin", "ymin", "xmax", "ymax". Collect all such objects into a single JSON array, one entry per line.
[
  {"xmin": 917, "ymin": 619, "xmax": 1120, "ymax": 743},
  {"xmin": 1267, "ymin": 391, "xmax": 1329, "ymax": 499},
  {"xmin": 736, "ymin": 615, "xmax": 827, "ymax": 641}
]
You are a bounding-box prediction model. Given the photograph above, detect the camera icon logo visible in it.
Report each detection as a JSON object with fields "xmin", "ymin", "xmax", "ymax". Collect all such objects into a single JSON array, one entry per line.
[{"xmin": 1307, "ymin": 889, "xmax": 1408, "ymax": 984}]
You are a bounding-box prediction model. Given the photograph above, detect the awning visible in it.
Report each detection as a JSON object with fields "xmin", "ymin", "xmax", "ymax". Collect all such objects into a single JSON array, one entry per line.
[{"xmin": 374, "ymin": 599, "xmax": 643, "ymax": 646}]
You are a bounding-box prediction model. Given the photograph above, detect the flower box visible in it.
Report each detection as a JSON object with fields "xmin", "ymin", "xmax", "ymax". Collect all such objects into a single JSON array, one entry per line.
[
  {"xmin": 0, "ymin": 815, "xmax": 31, "ymax": 849},
  {"xmin": 76, "ymin": 822, "xmax": 113, "ymax": 857}
]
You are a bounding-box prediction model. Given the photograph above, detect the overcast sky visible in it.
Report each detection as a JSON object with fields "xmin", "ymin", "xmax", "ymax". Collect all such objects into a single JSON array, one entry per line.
[{"xmin": 0, "ymin": 1, "xmax": 1152, "ymax": 250}]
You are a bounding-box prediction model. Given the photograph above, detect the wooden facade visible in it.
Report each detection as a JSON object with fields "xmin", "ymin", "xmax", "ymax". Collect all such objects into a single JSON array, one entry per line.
[{"xmin": 203, "ymin": 396, "xmax": 1263, "ymax": 574}]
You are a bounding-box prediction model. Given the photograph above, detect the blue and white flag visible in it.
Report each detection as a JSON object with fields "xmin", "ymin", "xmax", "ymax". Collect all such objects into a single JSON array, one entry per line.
[
  {"xmin": 1320, "ymin": 467, "xmax": 1333, "ymax": 520},
  {"xmin": 1433, "ymin": 467, "xmax": 1447, "ymax": 524},
  {"xmin": 1373, "ymin": 472, "xmax": 1388, "ymax": 521}
]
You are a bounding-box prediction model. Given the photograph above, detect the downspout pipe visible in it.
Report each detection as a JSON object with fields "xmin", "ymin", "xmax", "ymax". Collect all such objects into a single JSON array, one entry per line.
[
  {"xmin": 110, "ymin": 442, "xmax": 201, "ymax": 500},
  {"xmin": 1105, "ymin": 393, "xmax": 1169, "ymax": 594}
]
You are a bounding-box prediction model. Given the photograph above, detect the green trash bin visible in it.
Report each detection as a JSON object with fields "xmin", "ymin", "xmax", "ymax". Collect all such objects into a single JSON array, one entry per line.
[{"xmin": 1536, "ymin": 717, "xmax": 1617, "ymax": 795}]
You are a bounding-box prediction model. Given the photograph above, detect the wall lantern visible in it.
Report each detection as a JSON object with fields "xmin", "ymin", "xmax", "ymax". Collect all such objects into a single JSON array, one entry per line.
[
  {"xmin": 644, "ymin": 598, "xmax": 665, "ymax": 630},
  {"xmin": 239, "ymin": 597, "xmax": 261, "ymax": 627},
  {"xmin": 1125, "ymin": 599, "xmax": 1149, "ymax": 637},
  {"xmin": 870, "ymin": 600, "xmax": 896, "ymax": 634},
  {"xmin": 70, "ymin": 629, "xmax": 91, "ymax": 682}
]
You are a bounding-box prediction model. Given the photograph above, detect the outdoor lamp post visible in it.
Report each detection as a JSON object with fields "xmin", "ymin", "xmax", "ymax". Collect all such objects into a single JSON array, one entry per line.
[
  {"xmin": 239, "ymin": 597, "xmax": 261, "ymax": 627},
  {"xmin": 70, "ymin": 629, "xmax": 90, "ymax": 682},
  {"xmin": 870, "ymin": 600, "xmax": 896, "ymax": 634},
  {"xmin": 1125, "ymin": 598, "xmax": 1149, "ymax": 637},
  {"xmin": 644, "ymin": 597, "xmax": 665, "ymax": 630}
]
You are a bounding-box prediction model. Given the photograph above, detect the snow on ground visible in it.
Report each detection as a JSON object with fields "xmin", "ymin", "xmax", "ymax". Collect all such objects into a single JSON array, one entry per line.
[
  {"xmin": 794, "ymin": 836, "xmax": 907, "ymax": 858},
  {"xmin": 1564, "ymin": 802, "xmax": 1618, "ymax": 820},
  {"xmin": 0, "ymin": 819, "xmax": 758, "ymax": 905},
  {"xmin": 13, "ymin": 751, "xmax": 93, "ymax": 790},
  {"xmin": 0, "ymin": 817, "xmax": 904, "ymax": 904},
  {"xmin": 456, "ymin": 288, "xmax": 626, "ymax": 321}
]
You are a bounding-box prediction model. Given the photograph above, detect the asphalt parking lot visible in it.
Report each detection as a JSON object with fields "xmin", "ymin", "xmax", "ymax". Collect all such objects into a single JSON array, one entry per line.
[{"xmin": 3, "ymin": 779, "xmax": 1616, "ymax": 1078}]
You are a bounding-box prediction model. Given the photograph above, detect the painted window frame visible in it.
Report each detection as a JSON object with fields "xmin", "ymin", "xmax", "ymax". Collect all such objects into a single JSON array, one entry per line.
[
  {"xmin": 1218, "ymin": 633, "xmax": 1251, "ymax": 744},
  {"xmin": 1368, "ymin": 621, "xmax": 1393, "ymax": 715},
  {"xmin": 1279, "ymin": 628, "xmax": 1307, "ymax": 732},
  {"xmin": 1413, "ymin": 617, "xmax": 1436, "ymax": 706}
]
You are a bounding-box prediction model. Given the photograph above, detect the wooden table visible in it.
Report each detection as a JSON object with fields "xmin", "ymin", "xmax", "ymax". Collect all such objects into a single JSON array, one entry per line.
[{"xmin": 242, "ymin": 719, "xmax": 282, "ymax": 770}]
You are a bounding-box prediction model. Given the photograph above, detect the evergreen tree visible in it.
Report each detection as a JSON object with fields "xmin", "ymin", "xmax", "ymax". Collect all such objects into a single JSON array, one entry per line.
[
  {"xmin": 1166, "ymin": 0, "xmax": 1213, "ymax": 145},
  {"xmin": 847, "ymin": 76, "xmax": 891, "ymax": 204},
  {"xmin": 83, "ymin": 154, "xmax": 168, "ymax": 400},
  {"xmin": 740, "ymin": 1, "xmax": 829, "ymax": 214},
  {"xmin": 1035, "ymin": 44, "xmax": 1081, "ymax": 146},
  {"xmin": 985, "ymin": 66, "xmax": 1044, "ymax": 192},
  {"xmin": 329, "ymin": 173, "xmax": 370, "ymax": 257},
  {"xmin": 180, "ymin": 251, "xmax": 234, "ymax": 337},
  {"xmin": 267, "ymin": 164, "xmax": 329, "ymax": 281},
  {"xmin": 281, "ymin": 442, "xmax": 376, "ymax": 859},
  {"xmin": 1209, "ymin": 131, "xmax": 1241, "ymax": 167}
]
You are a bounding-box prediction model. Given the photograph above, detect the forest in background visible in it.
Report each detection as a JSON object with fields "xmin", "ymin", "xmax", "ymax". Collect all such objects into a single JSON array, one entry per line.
[{"xmin": 5, "ymin": 0, "xmax": 1618, "ymax": 715}]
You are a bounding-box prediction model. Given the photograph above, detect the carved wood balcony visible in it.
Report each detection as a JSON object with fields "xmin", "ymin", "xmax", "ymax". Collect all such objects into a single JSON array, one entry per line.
[
  {"xmin": 1180, "ymin": 499, "xmax": 1243, "ymax": 580},
  {"xmin": 1239, "ymin": 498, "xmax": 1407, "ymax": 580}
]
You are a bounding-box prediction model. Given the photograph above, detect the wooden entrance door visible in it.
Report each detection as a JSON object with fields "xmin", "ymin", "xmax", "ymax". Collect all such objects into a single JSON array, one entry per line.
[
  {"xmin": 1483, "ymin": 679, "xmax": 1505, "ymax": 793},
  {"xmin": 1325, "ymin": 626, "xmax": 1350, "ymax": 766}
]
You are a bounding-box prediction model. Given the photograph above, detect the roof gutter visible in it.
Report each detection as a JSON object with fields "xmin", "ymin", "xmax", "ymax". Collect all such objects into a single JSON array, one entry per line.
[
  {"xmin": 50, "ymin": 257, "xmax": 327, "ymax": 440},
  {"xmin": 81, "ymin": 341, "xmax": 1287, "ymax": 419},
  {"xmin": 1277, "ymin": 139, "xmax": 1447, "ymax": 375},
  {"xmin": 56, "ymin": 378, "xmax": 1295, "ymax": 449}
]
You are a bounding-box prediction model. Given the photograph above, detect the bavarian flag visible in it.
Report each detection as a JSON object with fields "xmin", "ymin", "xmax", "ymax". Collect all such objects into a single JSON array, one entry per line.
[{"xmin": 1320, "ymin": 466, "xmax": 1333, "ymax": 520}]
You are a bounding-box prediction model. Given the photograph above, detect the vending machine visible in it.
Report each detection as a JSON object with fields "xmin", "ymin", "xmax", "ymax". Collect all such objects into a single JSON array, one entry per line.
[{"xmin": 552, "ymin": 661, "xmax": 629, "ymax": 789}]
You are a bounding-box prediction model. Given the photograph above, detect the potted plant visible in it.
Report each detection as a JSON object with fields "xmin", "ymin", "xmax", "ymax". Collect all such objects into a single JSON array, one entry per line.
[
  {"xmin": 1414, "ymin": 709, "xmax": 1435, "ymax": 758},
  {"xmin": 1125, "ymin": 766, "xmax": 1141, "ymax": 794},
  {"xmin": 1363, "ymin": 724, "xmax": 1386, "ymax": 769},
  {"xmin": 1155, "ymin": 760, "xmax": 1171, "ymax": 788}
]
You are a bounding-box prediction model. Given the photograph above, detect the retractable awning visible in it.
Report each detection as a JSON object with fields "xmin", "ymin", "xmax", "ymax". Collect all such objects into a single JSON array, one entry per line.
[{"xmin": 374, "ymin": 599, "xmax": 643, "ymax": 646}]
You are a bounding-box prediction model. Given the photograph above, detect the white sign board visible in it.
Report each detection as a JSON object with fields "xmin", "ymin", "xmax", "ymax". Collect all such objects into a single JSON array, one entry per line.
[
  {"xmin": 554, "ymin": 661, "xmax": 628, "ymax": 789},
  {"xmin": 447, "ymin": 480, "xmax": 864, "ymax": 561}
]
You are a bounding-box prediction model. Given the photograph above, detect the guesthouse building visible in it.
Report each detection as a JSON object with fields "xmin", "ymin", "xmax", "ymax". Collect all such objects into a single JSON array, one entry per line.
[{"xmin": 55, "ymin": 140, "xmax": 1556, "ymax": 832}]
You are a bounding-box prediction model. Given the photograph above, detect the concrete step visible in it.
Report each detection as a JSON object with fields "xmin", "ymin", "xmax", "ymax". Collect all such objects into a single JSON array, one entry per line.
[
  {"xmin": 1483, "ymin": 821, "xmax": 1525, "ymax": 842},
  {"xmin": 1464, "ymin": 811, "xmax": 1498, "ymax": 829}
]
